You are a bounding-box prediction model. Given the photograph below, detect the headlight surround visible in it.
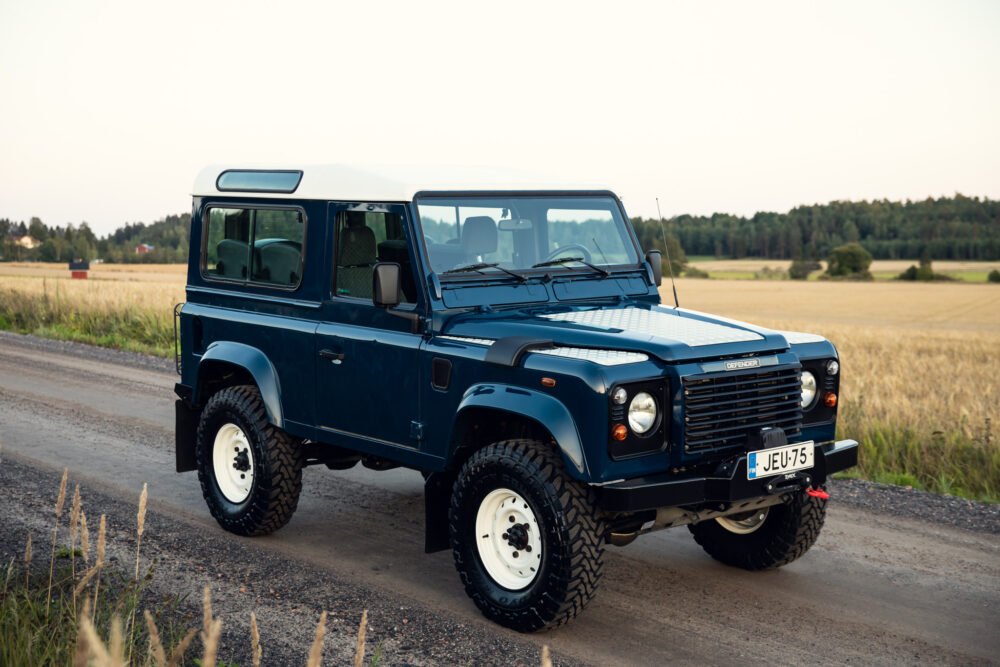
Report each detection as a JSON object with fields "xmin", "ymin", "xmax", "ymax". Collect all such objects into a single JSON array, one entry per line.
[
  {"xmin": 800, "ymin": 371, "xmax": 818, "ymax": 409},
  {"xmin": 628, "ymin": 392, "xmax": 658, "ymax": 434}
]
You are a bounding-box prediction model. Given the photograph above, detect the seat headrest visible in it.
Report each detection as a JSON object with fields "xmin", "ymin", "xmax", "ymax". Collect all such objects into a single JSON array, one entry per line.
[
  {"xmin": 340, "ymin": 225, "xmax": 376, "ymax": 266},
  {"xmin": 462, "ymin": 216, "xmax": 498, "ymax": 257},
  {"xmin": 344, "ymin": 211, "xmax": 368, "ymax": 228}
]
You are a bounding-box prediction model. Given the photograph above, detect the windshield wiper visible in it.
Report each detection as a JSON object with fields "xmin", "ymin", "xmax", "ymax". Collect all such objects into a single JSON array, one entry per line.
[
  {"xmin": 531, "ymin": 256, "xmax": 610, "ymax": 278},
  {"xmin": 440, "ymin": 262, "xmax": 528, "ymax": 282}
]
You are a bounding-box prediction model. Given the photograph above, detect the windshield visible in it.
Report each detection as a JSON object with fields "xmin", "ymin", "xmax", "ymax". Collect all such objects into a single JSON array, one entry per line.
[{"xmin": 416, "ymin": 195, "xmax": 639, "ymax": 276}]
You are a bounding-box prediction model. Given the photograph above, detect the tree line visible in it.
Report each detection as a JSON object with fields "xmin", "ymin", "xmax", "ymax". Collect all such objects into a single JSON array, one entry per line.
[
  {"xmin": 2, "ymin": 194, "xmax": 998, "ymax": 264},
  {"xmin": 0, "ymin": 214, "xmax": 191, "ymax": 263},
  {"xmin": 631, "ymin": 193, "xmax": 1000, "ymax": 261}
]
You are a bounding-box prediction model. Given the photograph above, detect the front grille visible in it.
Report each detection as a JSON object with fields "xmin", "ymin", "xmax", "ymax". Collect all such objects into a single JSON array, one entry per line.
[{"xmin": 683, "ymin": 366, "xmax": 803, "ymax": 453}]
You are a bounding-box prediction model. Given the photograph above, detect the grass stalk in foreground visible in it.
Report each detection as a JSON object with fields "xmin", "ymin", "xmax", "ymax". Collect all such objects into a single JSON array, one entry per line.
[{"xmin": 7, "ymin": 469, "xmax": 536, "ymax": 666}]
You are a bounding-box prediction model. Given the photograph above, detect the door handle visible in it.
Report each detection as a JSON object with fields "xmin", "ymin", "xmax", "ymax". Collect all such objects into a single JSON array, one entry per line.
[{"xmin": 319, "ymin": 349, "xmax": 345, "ymax": 364}]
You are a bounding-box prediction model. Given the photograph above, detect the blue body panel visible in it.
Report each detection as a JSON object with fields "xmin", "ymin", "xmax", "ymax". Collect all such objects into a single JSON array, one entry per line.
[{"xmin": 178, "ymin": 192, "xmax": 845, "ymax": 489}]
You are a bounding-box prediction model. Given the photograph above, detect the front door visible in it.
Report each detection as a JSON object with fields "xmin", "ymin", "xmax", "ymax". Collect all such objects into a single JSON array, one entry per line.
[{"xmin": 315, "ymin": 202, "xmax": 426, "ymax": 457}]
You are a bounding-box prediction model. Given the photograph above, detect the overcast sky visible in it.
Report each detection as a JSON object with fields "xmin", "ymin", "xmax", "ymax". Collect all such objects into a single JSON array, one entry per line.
[{"xmin": 1, "ymin": 0, "xmax": 997, "ymax": 235}]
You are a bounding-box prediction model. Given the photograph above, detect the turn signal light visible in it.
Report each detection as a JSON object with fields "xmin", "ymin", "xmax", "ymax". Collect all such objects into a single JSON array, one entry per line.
[
  {"xmin": 612, "ymin": 424, "xmax": 628, "ymax": 441},
  {"xmin": 823, "ymin": 392, "xmax": 838, "ymax": 408}
]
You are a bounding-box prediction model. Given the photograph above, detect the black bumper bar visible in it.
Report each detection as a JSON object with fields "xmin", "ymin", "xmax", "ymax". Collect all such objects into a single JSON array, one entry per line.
[{"xmin": 598, "ymin": 439, "xmax": 859, "ymax": 512}]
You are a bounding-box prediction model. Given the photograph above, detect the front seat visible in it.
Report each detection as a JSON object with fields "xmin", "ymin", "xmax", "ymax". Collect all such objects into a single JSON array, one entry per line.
[
  {"xmin": 462, "ymin": 216, "xmax": 498, "ymax": 263},
  {"xmin": 337, "ymin": 212, "xmax": 377, "ymax": 298}
]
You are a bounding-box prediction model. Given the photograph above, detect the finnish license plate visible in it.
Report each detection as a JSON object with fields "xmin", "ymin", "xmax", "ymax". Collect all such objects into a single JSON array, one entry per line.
[{"xmin": 747, "ymin": 441, "xmax": 814, "ymax": 480}]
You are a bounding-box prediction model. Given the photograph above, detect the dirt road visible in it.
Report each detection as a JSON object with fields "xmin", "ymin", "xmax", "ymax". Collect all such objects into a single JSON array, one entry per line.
[{"xmin": 1, "ymin": 332, "xmax": 997, "ymax": 665}]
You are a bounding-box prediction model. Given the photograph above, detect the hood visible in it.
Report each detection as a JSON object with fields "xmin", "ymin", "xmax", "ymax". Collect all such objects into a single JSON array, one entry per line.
[{"xmin": 442, "ymin": 304, "xmax": 796, "ymax": 363}]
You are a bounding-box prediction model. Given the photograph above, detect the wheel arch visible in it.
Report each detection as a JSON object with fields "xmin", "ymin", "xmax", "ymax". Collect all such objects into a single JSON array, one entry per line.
[
  {"xmin": 450, "ymin": 384, "xmax": 588, "ymax": 479},
  {"xmin": 425, "ymin": 385, "xmax": 589, "ymax": 554},
  {"xmin": 191, "ymin": 342, "xmax": 284, "ymax": 428}
]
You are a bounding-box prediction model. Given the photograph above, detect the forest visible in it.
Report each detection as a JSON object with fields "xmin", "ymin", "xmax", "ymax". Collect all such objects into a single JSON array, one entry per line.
[
  {"xmin": 1, "ymin": 194, "xmax": 997, "ymax": 264},
  {"xmin": 632, "ymin": 194, "xmax": 1000, "ymax": 261},
  {"xmin": 0, "ymin": 214, "xmax": 191, "ymax": 263}
]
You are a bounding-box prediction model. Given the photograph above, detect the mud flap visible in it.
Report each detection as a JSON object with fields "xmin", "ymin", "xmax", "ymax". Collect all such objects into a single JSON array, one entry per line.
[
  {"xmin": 424, "ymin": 471, "xmax": 454, "ymax": 553},
  {"xmin": 175, "ymin": 399, "xmax": 200, "ymax": 473}
]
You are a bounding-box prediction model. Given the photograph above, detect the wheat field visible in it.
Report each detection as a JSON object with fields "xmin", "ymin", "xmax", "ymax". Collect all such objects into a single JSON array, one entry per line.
[
  {"xmin": 686, "ymin": 258, "xmax": 1000, "ymax": 281},
  {"xmin": 1, "ymin": 265, "xmax": 997, "ymax": 499}
]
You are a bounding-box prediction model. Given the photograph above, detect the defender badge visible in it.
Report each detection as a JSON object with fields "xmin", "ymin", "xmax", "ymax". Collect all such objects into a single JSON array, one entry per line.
[{"xmin": 724, "ymin": 358, "xmax": 760, "ymax": 370}]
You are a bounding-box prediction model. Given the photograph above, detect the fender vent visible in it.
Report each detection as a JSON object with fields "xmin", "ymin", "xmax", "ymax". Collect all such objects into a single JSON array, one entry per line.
[
  {"xmin": 431, "ymin": 358, "xmax": 452, "ymax": 390},
  {"xmin": 683, "ymin": 365, "xmax": 803, "ymax": 453}
]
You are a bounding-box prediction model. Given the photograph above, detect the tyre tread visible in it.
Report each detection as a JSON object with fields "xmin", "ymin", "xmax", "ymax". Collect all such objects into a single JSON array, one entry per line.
[
  {"xmin": 449, "ymin": 439, "xmax": 605, "ymax": 632},
  {"xmin": 196, "ymin": 385, "xmax": 302, "ymax": 536},
  {"xmin": 689, "ymin": 487, "xmax": 827, "ymax": 570}
]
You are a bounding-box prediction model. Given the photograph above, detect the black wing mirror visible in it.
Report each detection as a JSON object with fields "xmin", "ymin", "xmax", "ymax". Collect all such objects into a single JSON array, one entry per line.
[
  {"xmin": 372, "ymin": 262, "xmax": 401, "ymax": 309},
  {"xmin": 645, "ymin": 250, "xmax": 663, "ymax": 286},
  {"xmin": 373, "ymin": 262, "xmax": 422, "ymax": 333}
]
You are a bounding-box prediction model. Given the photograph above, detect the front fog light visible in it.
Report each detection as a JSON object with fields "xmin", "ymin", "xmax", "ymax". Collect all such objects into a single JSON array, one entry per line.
[
  {"xmin": 801, "ymin": 371, "xmax": 817, "ymax": 408},
  {"xmin": 826, "ymin": 359, "xmax": 840, "ymax": 376},
  {"xmin": 628, "ymin": 392, "xmax": 657, "ymax": 434}
]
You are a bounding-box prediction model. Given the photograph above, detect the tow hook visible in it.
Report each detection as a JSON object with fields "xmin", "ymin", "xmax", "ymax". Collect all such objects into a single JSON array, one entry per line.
[{"xmin": 806, "ymin": 487, "xmax": 830, "ymax": 500}]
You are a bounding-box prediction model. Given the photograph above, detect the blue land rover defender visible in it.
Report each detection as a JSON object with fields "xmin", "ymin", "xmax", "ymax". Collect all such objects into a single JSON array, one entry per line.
[{"xmin": 174, "ymin": 166, "xmax": 858, "ymax": 632}]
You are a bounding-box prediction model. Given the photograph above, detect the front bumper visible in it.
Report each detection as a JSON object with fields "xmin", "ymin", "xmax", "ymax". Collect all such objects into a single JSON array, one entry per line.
[{"xmin": 598, "ymin": 439, "xmax": 859, "ymax": 512}]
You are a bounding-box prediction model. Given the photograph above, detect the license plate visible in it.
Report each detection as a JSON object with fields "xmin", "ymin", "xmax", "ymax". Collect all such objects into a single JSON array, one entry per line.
[{"xmin": 747, "ymin": 441, "xmax": 814, "ymax": 480}]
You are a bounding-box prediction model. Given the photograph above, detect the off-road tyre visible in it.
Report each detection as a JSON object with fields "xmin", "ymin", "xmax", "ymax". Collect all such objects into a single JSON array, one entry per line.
[
  {"xmin": 688, "ymin": 486, "xmax": 828, "ymax": 570},
  {"xmin": 196, "ymin": 385, "xmax": 302, "ymax": 536},
  {"xmin": 449, "ymin": 439, "xmax": 605, "ymax": 632}
]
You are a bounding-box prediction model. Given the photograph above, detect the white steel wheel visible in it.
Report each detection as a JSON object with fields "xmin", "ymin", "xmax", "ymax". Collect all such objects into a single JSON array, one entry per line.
[
  {"xmin": 475, "ymin": 488, "xmax": 543, "ymax": 590},
  {"xmin": 716, "ymin": 507, "xmax": 770, "ymax": 535},
  {"xmin": 212, "ymin": 422, "xmax": 255, "ymax": 503}
]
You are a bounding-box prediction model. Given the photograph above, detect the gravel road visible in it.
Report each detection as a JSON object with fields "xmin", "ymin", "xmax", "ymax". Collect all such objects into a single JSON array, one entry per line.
[{"xmin": 1, "ymin": 331, "xmax": 998, "ymax": 666}]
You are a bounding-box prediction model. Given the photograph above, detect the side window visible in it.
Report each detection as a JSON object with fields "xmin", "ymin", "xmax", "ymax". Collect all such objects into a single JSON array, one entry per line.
[
  {"xmin": 203, "ymin": 206, "xmax": 305, "ymax": 288},
  {"xmin": 334, "ymin": 208, "xmax": 415, "ymax": 303},
  {"xmin": 251, "ymin": 209, "xmax": 304, "ymax": 287},
  {"xmin": 205, "ymin": 208, "xmax": 251, "ymax": 279}
]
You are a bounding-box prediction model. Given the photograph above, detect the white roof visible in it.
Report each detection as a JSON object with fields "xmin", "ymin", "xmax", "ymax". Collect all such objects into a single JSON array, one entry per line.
[{"xmin": 192, "ymin": 164, "xmax": 611, "ymax": 201}]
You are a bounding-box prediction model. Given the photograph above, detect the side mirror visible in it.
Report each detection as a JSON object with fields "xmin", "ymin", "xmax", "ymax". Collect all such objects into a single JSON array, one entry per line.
[
  {"xmin": 372, "ymin": 262, "xmax": 401, "ymax": 308},
  {"xmin": 646, "ymin": 250, "xmax": 663, "ymax": 286}
]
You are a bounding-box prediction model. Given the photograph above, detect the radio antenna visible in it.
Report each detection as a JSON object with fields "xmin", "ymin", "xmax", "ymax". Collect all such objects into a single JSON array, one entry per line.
[{"xmin": 656, "ymin": 197, "xmax": 680, "ymax": 308}]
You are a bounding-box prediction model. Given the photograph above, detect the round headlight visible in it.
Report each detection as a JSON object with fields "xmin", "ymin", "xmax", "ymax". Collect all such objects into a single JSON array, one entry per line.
[
  {"xmin": 801, "ymin": 371, "xmax": 817, "ymax": 408},
  {"xmin": 628, "ymin": 392, "xmax": 658, "ymax": 434},
  {"xmin": 611, "ymin": 387, "xmax": 628, "ymax": 405},
  {"xmin": 826, "ymin": 359, "xmax": 840, "ymax": 376}
]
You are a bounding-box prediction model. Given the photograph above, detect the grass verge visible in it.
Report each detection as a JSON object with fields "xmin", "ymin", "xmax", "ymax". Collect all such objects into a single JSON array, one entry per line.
[
  {"xmin": 840, "ymin": 421, "xmax": 998, "ymax": 502},
  {"xmin": 0, "ymin": 279, "xmax": 175, "ymax": 357}
]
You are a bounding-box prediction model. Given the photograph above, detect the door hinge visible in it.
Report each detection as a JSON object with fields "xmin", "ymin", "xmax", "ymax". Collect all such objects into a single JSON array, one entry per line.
[{"xmin": 410, "ymin": 421, "xmax": 425, "ymax": 441}]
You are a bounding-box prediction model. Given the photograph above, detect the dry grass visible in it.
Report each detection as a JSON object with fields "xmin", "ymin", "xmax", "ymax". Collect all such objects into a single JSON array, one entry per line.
[
  {"xmin": 0, "ymin": 274, "xmax": 183, "ymax": 312},
  {"xmin": 689, "ymin": 258, "xmax": 1000, "ymax": 282},
  {"xmin": 690, "ymin": 258, "xmax": 1000, "ymax": 274},
  {"xmin": 0, "ymin": 262, "xmax": 186, "ymax": 283},
  {"xmin": 0, "ymin": 274, "xmax": 182, "ymax": 355}
]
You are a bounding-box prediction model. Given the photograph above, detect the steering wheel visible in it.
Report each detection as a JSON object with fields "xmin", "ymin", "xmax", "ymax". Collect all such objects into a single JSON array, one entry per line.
[{"xmin": 543, "ymin": 243, "xmax": 593, "ymax": 264}]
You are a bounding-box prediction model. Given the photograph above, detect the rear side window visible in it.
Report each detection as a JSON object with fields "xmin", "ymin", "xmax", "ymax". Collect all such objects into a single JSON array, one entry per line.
[{"xmin": 203, "ymin": 206, "xmax": 305, "ymax": 288}]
